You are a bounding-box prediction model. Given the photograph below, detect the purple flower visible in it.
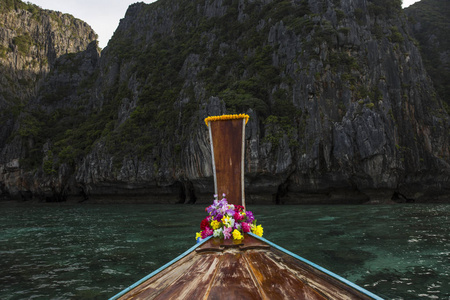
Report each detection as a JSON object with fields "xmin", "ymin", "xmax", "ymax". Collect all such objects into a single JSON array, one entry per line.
[
  {"xmin": 218, "ymin": 199, "xmax": 228, "ymax": 207},
  {"xmin": 225, "ymin": 207, "xmax": 235, "ymax": 216},
  {"xmin": 206, "ymin": 203, "xmax": 215, "ymax": 214},
  {"xmin": 246, "ymin": 211, "xmax": 254, "ymax": 223}
]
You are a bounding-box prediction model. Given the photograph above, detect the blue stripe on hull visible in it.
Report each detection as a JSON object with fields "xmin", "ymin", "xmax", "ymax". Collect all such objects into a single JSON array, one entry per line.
[
  {"xmin": 247, "ymin": 232, "xmax": 384, "ymax": 300},
  {"xmin": 108, "ymin": 236, "xmax": 212, "ymax": 300},
  {"xmin": 110, "ymin": 234, "xmax": 383, "ymax": 300}
]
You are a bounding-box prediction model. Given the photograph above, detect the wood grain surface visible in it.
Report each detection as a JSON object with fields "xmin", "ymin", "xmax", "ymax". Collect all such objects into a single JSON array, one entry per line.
[
  {"xmin": 118, "ymin": 234, "xmax": 375, "ymax": 300},
  {"xmin": 209, "ymin": 119, "xmax": 245, "ymax": 206}
]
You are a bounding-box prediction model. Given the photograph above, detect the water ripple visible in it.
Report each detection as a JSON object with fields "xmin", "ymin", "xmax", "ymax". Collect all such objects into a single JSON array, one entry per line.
[{"xmin": 0, "ymin": 203, "xmax": 449, "ymax": 299}]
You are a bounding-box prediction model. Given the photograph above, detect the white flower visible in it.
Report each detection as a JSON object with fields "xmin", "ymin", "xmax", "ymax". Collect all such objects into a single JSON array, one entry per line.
[{"xmin": 213, "ymin": 228, "xmax": 223, "ymax": 237}]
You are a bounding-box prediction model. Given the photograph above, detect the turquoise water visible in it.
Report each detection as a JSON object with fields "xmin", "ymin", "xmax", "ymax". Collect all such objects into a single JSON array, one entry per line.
[{"xmin": 0, "ymin": 202, "xmax": 449, "ymax": 299}]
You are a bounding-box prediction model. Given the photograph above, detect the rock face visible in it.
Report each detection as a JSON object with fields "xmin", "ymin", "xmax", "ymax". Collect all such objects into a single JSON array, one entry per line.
[
  {"xmin": 404, "ymin": 0, "xmax": 450, "ymax": 112},
  {"xmin": 0, "ymin": 0, "xmax": 449, "ymax": 203},
  {"xmin": 0, "ymin": 0, "xmax": 98, "ymax": 201},
  {"xmin": 0, "ymin": 2, "xmax": 97, "ymax": 102}
]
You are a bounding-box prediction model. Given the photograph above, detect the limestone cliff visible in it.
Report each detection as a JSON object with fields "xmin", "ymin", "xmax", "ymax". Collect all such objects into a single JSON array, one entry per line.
[
  {"xmin": 0, "ymin": 0, "xmax": 449, "ymax": 203},
  {"xmin": 405, "ymin": 0, "xmax": 450, "ymax": 111},
  {"xmin": 0, "ymin": 0, "xmax": 98, "ymax": 200},
  {"xmin": 0, "ymin": 0, "xmax": 97, "ymax": 102}
]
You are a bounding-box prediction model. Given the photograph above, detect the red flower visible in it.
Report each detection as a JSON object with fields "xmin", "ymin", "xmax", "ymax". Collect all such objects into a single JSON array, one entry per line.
[
  {"xmin": 234, "ymin": 205, "xmax": 245, "ymax": 213},
  {"xmin": 200, "ymin": 218, "xmax": 210, "ymax": 230}
]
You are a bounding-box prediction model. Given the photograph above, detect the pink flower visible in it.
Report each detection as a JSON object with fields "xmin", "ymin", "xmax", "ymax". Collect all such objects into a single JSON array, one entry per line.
[
  {"xmin": 201, "ymin": 227, "xmax": 213, "ymax": 239},
  {"xmin": 234, "ymin": 212, "xmax": 244, "ymax": 221},
  {"xmin": 223, "ymin": 227, "xmax": 232, "ymax": 239},
  {"xmin": 242, "ymin": 222, "xmax": 251, "ymax": 233}
]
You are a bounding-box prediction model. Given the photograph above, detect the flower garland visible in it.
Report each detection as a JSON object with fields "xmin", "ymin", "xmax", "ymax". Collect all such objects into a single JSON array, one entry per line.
[
  {"xmin": 196, "ymin": 194, "xmax": 263, "ymax": 241},
  {"xmin": 204, "ymin": 114, "xmax": 250, "ymax": 127}
]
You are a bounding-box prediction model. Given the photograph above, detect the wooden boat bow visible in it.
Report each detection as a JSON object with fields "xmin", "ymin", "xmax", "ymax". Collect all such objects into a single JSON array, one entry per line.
[
  {"xmin": 109, "ymin": 115, "xmax": 383, "ymax": 300},
  {"xmin": 111, "ymin": 234, "xmax": 382, "ymax": 300}
]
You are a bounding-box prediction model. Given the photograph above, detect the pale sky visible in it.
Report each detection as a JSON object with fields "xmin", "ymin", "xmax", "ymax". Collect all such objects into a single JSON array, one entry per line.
[
  {"xmin": 28, "ymin": 0, "xmax": 421, "ymax": 49},
  {"xmin": 28, "ymin": 0, "xmax": 157, "ymax": 49}
]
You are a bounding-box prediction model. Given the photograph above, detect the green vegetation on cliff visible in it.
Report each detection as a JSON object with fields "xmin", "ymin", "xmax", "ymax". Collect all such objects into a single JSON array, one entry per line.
[
  {"xmin": 101, "ymin": 0, "xmax": 313, "ymax": 160},
  {"xmin": 0, "ymin": 0, "xmax": 449, "ymax": 203},
  {"xmin": 7, "ymin": 0, "xmax": 446, "ymax": 172},
  {"xmin": 405, "ymin": 0, "xmax": 450, "ymax": 112},
  {"xmin": 0, "ymin": 0, "xmax": 38, "ymax": 13}
]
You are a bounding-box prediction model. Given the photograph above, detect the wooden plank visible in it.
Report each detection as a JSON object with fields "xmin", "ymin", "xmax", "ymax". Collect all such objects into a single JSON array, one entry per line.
[
  {"xmin": 150, "ymin": 253, "xmax": 222, "ymax": 300},
  {"xmin": 207, "ymin": 251, "xmax": 265, "ymax": 300},
  {"xmin": 116, "ymin": 235, "xmax": 378, "ymax": 300},
  {"xmin": 244, "ymin": 250, "xmax": 328, "ymax": 300},
  {"xmin": 209, "ymin": 119, "xmax": 244, "ymax": 206},
  {"xmin": 266, "ymin": 248, "xmax": 375, "ymax": 300}
]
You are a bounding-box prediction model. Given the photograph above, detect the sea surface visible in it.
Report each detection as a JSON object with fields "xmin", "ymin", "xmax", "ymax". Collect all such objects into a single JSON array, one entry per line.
[{"xmin": 0, "ymin": 202, "xmax": 449, "ymax": 299}]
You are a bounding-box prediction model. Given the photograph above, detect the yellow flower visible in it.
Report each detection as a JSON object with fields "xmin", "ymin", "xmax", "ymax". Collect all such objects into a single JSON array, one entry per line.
[
  {"xmin": 195, "ymin": 232, "xmax": 202, "ymax": 240},
  {"xmin": 232, "ymin": 229, "xmax": 243, "ymax": 240},
  {"xmin": 252, "ymin": 225, "xmax": 263, "ymax": 237},
  {"xmin": 211, "ymin": 220, "xmax": 221, "ymax": 230},
  {"xmin": 221, "ymin": 215, "xmax": 231, "ymax": 226},
  {"xmin": 204, "ymin": 114, "xmax": 250, "ymax": 127}
]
